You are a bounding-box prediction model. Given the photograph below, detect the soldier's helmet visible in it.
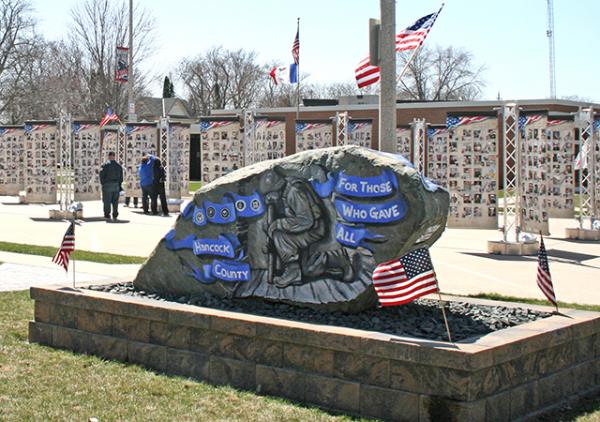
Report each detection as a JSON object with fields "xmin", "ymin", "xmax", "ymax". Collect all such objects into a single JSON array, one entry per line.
[{"xmin": 259, "ymin": 169, "xmax": 285, "ymax": 194}]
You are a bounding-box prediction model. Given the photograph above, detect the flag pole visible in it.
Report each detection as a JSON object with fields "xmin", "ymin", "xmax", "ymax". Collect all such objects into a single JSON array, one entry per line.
[
  {"xmin": 72, "ymin": 214, "xmax": 76, "ymax": 289},
  {"xmin": 437, "ymin": 289, "xmax": 453, "ymax": 343},
  {"xmin": 296, "ymin": 17, "xmax": 300, "ymax": 121}
]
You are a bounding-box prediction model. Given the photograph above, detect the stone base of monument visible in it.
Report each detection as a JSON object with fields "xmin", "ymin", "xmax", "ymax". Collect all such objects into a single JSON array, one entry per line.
[
  {"xmin": 486, "ymin": 240, "xmax": 539, "ymax": 255},
  {"xmin": 48, "ymin": 209, "xmax": 83, "ymax": 220},
  {"xmin": 565, "ymin": 228, "xmax": 600, "ymax": 241},
  {"xmin": 29, "ymin": 285, "xmax": 600, "ymax": 421},
  {"xmin": 166, "ymin": 198, "xmax": 183, "ymax": 213}
]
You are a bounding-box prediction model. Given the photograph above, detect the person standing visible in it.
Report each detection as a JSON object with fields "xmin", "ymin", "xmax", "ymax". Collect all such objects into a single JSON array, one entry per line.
[
  {"xmin": 138, "ymin": 152, "xmax": 156, "ymax": 214},
  {"xmin": 99, "ymin": 151, "xmax": 123, "ymax": 221},
  {"xmin": 152, "ymin": 158, "xmax": 169, "ymax": 216}
]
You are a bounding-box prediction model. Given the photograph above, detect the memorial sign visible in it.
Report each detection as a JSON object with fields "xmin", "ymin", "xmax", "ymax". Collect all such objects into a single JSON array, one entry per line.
[{"xmin": 134, "ymin": 146, "xmax": 449, "ymax": 311}]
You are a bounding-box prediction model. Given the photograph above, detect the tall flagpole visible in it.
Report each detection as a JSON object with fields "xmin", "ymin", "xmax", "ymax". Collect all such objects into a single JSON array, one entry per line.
[
  {"xmin": 296, "ymin": 17, "xmax": 300, "ymax": 120},
  {"xmin": 128, "ymin": 0, "xmax": 136, "ymax": 122}
]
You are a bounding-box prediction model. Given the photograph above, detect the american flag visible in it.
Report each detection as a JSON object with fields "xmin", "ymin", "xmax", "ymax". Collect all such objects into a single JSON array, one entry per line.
[
  {"xmin": 99, "ymin": 108, "xmax": 120, "ymax": 127},
  {"xmin": 52, "ymin": 222, "xmax": 75, "ymax": 272},
  {"xmin": 0, "ymin": 127, "xmax": 17, "ymax": 136},
  {"xmin": 24, "ymin": 124, "xmax": 50, "ymax": 134},
  {"xmin": 446, "ymin": 115, "xmax": 491, "ymax": 129},
  {"xmin": 518, "ymin": 114, "xmax": 543, "ymax": 129},
  {"xmin": 536, "ymin": 235, "xmax": 557, "ymax": 306},
  {"xmin": 372, "ymin": 248, "xmax": 439, "ymax": 307},
  {"xmin": 72, "ymin": 123, "xmax": 95, "ymax": 134},
  {"xmin": 546, "ymin": 119, "xmax": 565, "ymax": 127},
  {"xmin": 200, "ymin": 121, "xmax": 233, "ymax": 131},
  {"xmin": 256, "ymin": 120, "xmax": 281, "ymax": 129},
  {"xmin": 355, "ymin": 7, "xmax": 443, "ymax": 89},
  {"xmin": 348, "ymin": 122, "xmax": 369, "ymax": 133},
  {"xmin": 427, "ymin": 127, "xmax": 447, "ymax": 138},
  {"xmin": 296, "ymin": 122, "xmax": 326, "ymax": 133},
  {"xmin": 292, "ymin": 27, "xmax": 299, "ymax": 65}
]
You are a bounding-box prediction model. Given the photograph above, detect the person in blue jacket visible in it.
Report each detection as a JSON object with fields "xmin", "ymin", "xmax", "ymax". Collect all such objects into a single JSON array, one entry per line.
[{"xmin": 138, "ymin": 152, "xmax": 156, "ymax": 214}]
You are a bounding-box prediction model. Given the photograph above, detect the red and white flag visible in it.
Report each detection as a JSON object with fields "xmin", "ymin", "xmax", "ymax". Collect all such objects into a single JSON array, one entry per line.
[
  {"xmin": 537, "ymin": 235, "xmax": 557, "ymax": 306},
  {"xmin": 355, "ymin": 7, "xmax": 443, "ymax": 89},
  {"xmin": 372, "ymin": 248, "xmax": 439, "ymax": 307},
  {"xmin": 100, "ymin": 108, "xmax": 120, "ymax": 127},
  {"xmin": 52, "ymin": 222, "xmax": 75, "ymax": 272}
]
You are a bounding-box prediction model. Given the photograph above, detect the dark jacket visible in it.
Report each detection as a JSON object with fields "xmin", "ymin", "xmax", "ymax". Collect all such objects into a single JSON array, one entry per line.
[
  {"xmin": 100, "ymin": 160, "xmax": 123, "ymax": 192},
  {"xmin": 153, "ymin": 159, "xmax": 166, "ymax": 186}
]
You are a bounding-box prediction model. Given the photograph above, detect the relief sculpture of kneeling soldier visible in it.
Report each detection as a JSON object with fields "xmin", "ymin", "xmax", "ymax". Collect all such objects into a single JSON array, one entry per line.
[{"xmin": 258, "ymin": 169, "xmax": 326, "ymax": 287}]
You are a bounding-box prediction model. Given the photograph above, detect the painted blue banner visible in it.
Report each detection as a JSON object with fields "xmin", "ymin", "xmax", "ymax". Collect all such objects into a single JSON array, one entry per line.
[
  {"xmin": 204, "ymin": 200, "xmax": 236, "ymax": 224},
  {"xmin": 164, "ymin": 232, "xmax": 195, "ymax": 250},
  {"xmin": 227, "ymin": 191, "xmax": 265, "ymax": 218},
  {"xmin": 334, "ymin": 195, "xmax": 407, "ymax": 224},
  {"xmin": 335, "ymin": 169, "xmax": 397, "ymax": 198},
  {"xmin": 335, "ymin": 223, "xmax": 385, "ymax": 251},
  {"xmin": 181, "ymin": 201, "xmax": 194, "ymax": 219},
  {"xmin": 193, "ymin": 205, "xmax": 207, "ymax": 226},
  {"xmin": 193, "ymin": 234, "xmax": 240, "ymax": 259},
  {"xmin": 311, "ymin": 173, "xmax": 336, "ymax": 198},
  {"xmin": 187, "ymin": 259, "xmax": 251, "ymax": 284}
]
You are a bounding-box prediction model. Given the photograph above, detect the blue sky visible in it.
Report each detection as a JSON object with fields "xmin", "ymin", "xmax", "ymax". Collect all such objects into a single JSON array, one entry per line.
[{"xmin": 31, "ymin": 0, "xmax": 600, "ymax": 102}]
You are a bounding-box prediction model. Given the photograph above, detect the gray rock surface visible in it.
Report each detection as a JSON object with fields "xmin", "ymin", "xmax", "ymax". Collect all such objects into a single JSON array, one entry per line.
[{"xmin": 134, "ymin": 146, "xmax": 449, "ymax": 311}]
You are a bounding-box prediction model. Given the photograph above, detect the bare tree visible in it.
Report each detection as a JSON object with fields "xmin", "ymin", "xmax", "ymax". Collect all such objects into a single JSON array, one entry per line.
[
  {"xmin": 397, "ymin": 45, "xmax": 485, "ymax": 101},
  {"xmin": 66, "ymin": 0, "xmax": 156, "ymax": 118},
  {"xmin": 179, "ymin": 47, "xmax": 264, "ymax": 115},
  {"xmin": 0, "ymin": 0, "xmax": 40, "ymax": 121}
]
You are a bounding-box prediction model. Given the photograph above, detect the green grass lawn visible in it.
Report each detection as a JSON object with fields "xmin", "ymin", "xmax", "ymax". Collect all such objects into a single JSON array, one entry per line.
[
  {"xmin": 0, "ymin": 290, "xmax": 365, "ymax": 421},
  {"xmin": 189, "ymin": 180, "xmax": 202, "ymax": 193},
  {"xmin": 1, "ymin": 290, "xmax": 598, "ymax": 421},
  {"xmin": 467, "ymin": 293, "xmax": 600, "ymax": 312},
  {"xmin": 0, "ymin": 241, "xmax": 145, "ymax": 265}
]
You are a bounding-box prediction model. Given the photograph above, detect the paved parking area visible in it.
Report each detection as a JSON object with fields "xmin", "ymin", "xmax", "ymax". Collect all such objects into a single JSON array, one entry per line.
[{"xmin": 0, "ymin": 195, "xmax": 598, "ymax": 305}]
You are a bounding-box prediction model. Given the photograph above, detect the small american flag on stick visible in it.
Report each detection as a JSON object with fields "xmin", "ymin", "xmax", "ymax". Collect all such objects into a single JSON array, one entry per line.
[
  {"xmin": 373, "ymin": 248, "xmax": 439, "ymax": 306},
  {"xmin": 52, "ymin": 222, "xmax": 75, "ymax": 272},
  {"xmin": 537, "ymin": 234, "xmax": 558, "ymax": 309}
]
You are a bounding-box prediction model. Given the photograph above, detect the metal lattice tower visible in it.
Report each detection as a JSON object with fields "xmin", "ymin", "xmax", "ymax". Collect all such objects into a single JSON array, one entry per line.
[
  {"xmin": 159, "ymin": 117, "xmax": 170, "ymax": 197},
  {"xmin": 501, "ymin": 103, "xmax": 521, "ymax": 242},
  {"xmin": 546, "ymin": 0, "xmax": 556, "ymax": 98},
  {"xmin": 58, "ymin": 115, "xmax": 73, "ymax": 211},
  {"xmin": 243, "ymin": 110, "xmax": 255, "ymax": 165},
  {"xmin": 336, "ymin": 112, "xmax": 348, "ymax": 146},
  {"xmin": 411, "ymin": 118, "xmax": 426, "ymax": 174},
  {"xmin": 576, "ymin": 108, "xmax": 596, "ymax": 229}
]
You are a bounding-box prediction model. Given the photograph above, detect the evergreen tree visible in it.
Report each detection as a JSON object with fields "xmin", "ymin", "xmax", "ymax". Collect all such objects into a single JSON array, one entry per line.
[{"xmin": 162, "ymin": 76, "xmax": 175, "ymax": 98}]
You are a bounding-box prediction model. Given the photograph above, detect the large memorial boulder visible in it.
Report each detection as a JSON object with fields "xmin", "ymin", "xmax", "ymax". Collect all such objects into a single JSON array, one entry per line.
[{"xmin": 134, "ymin": 146, "xmax": 449, "ymax": 311}]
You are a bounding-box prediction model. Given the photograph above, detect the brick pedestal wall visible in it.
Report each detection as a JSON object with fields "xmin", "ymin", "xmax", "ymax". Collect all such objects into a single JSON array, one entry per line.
[{"xmin": 29, "ymin": 286, "xmax": 600, "ymax": 421}]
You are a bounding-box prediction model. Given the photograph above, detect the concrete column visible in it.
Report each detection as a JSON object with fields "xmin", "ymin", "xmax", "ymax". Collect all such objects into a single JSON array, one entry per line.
[{"xmin": 378, "ymin": 0, "xmax": 396, "ymax": 152}]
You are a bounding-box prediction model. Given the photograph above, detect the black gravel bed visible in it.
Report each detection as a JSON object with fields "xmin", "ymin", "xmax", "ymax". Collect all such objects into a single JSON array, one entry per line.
[{"xmin": 87, "ymin": 282, "xmax": 552, "ymax": 342}]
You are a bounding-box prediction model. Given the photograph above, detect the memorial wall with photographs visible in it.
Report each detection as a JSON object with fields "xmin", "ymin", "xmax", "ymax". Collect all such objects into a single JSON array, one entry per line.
[
  {"xmin": 167, "ymin": 123, "xmax": 190, "ymax": 198},
  {"xmin": 24, "ymin": 122, "xmax": 58, "ymax": 203},
  {"xmin": 123, "ymin": 124, "xmax": 159, "ymax": 197},
  {"xmin": 101, "ymin": 129, "xmax": 119, "ymax": 162},
  {"xmin": 446, "ymin": 115, "xmax": 498, "ymax": 229},
  {"xmin": 200, "ymin": 119, "xmax": 242, "ymax": 183},
  {"xmin": 519, "ymin": 114, "xmax": 550, "ymax": 235},
  {"xmin": 295, "ymin": 120, "xmax": 333, "ymax": 152},
  {"xmin": 426, "ymin": 126, "xmax": 449, "ymax": 187},
  {"xmin": 395, "ymin": 126, "xmax": 412, "ymax": 158},
  {"xmin": 342, "ymin": 120, "xmax": 373, "ymax": 148},
  {"xmin": 545, "ymin": 116, "xmax": 575, "ymax": 218},
  {"xmin": 0, "ymin": 126, "xmax": 25, "ymax": 195},
  {"xmin": 72, "ymin": 122, "xmax": 102, "ymax": 201},
  {"xmin": 253, "ymin": 118, "xmax": 286, "ymax": 162}
]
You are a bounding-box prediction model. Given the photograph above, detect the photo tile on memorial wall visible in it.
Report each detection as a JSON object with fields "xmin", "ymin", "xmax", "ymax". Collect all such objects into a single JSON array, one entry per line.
[{"xmin": 445, "ymin": 114, "xmax": 498, "ymax": 226}]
